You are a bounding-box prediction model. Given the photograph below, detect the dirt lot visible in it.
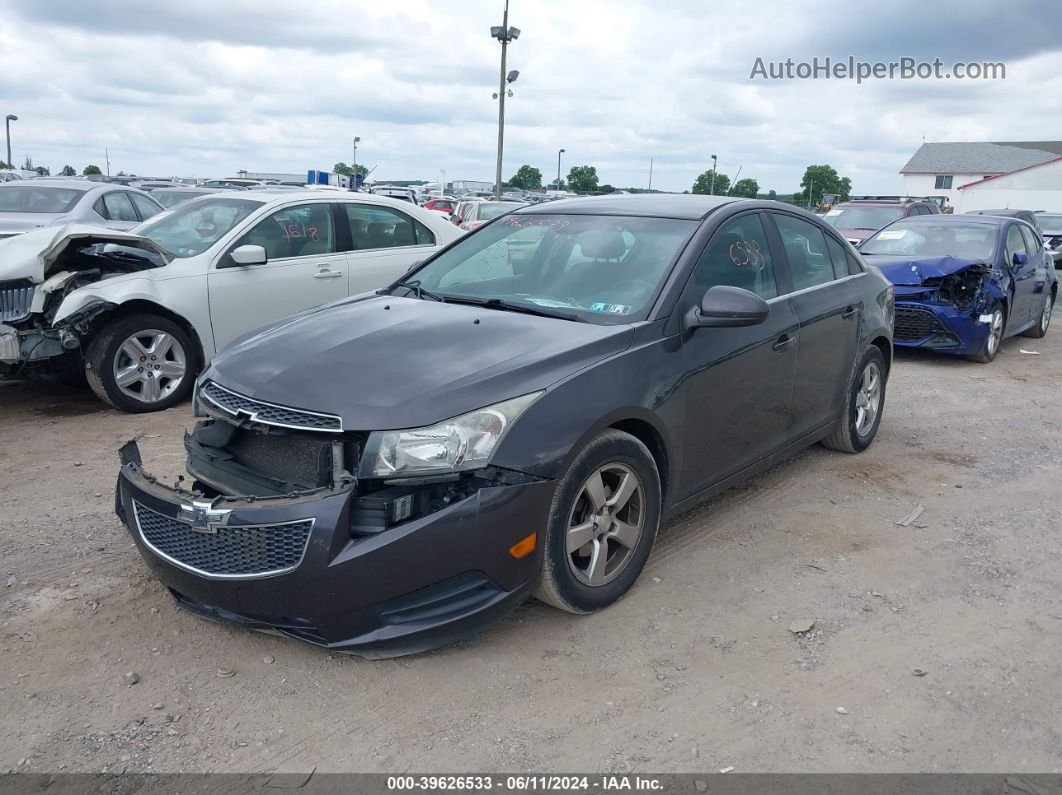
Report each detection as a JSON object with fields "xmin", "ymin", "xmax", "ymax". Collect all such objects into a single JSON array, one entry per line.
[{"xmin": 2, "ymin": 331, "xmax": 1062, "ymax": 775}]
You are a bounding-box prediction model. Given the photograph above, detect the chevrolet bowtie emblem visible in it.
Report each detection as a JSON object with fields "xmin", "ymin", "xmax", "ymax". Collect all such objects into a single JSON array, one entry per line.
[{"xmin": 177, "ymin": 499, "xmax": 232, "ymax": 534}]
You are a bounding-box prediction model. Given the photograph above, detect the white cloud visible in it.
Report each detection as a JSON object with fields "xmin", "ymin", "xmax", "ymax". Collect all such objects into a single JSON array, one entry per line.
[{"xmin": 1, "ymin": 0, "xmax": 1059, "ymax": 193}]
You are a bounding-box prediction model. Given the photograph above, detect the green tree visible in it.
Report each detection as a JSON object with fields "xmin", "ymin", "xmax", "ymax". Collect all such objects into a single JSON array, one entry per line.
[
  {"xmin": 83, "ymin": 164, "xmax": 102, "ymax": 176},
  {"xmin": 508, "ymin": 164, "xmax": 543, "ymax": 190},
  {"xmin": 796, "ymin": 164, "xmax": 852, "ymax": 207},
  {"xmin": 730, "ymin": 177, "xmax": 759, "ymax": 198},
  {"xmin": 21, "ymin": 155, "xmax": 33, "ymax": 171},
  {"xmin": 767, "ymin": 189, "xmax": 777, "ymax": 200},
  {"xmin": 566, "ymin": 165, "xmax": 599, "ymax": 194},
  {"xmin": 0, "ymin": 161, "xmax": 9, "ymax": 169},
  {"xmin": 597, "ymin": 184, "xmax": 616, "ymax": 194},
  {"xmin": 34, "ymin": 166, "xmax": 49, "ymax": 176},
  {"xmin": 60, "ymin": 165, "xmax": 76, "ymax": 176},
  {"xmin": 692, "ymin": 170, "xmax": 730, "ymax": 196}
]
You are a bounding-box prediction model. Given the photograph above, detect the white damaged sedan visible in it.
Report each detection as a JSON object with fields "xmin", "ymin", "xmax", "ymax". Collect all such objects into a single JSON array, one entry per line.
[{"xmin": 0, "ymin": 191, "xmax": 462, "ymax": 411}]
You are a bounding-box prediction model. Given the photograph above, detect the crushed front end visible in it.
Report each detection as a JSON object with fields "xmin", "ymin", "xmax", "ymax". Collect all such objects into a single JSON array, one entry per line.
[
  {"xmin": 114, "ymin": 380, "xmax": 556, "ymax": 658},
  {"xmin": 891, "ymin": 263, "xmax": 1001, "ymax": 354}
]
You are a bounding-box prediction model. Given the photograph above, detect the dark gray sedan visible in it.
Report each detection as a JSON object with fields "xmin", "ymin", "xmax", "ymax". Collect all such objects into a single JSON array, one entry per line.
[{"xmin": 116, "ymin": 195, "xmax": 894, "ymax": 657}]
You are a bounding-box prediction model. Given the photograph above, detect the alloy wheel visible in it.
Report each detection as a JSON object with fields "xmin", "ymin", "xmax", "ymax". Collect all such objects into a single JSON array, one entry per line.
[
  {"xmin": 986, "ymin": 308, "xmax": 1004, "ymax": 357},
  {"xmin": 112, "ymin": 329, "xmax": 188, "ymax": 405},
  {"xmin": 565, "ymin": 463, "xmax": 645, "ymax": 587},
  {"xmin": 1041, "ymin": 295, "xmax": 1053, "ymax": 334},
  {"xmin": 853, "ymin": 360, "xmax": 882, "ymax": 438}
]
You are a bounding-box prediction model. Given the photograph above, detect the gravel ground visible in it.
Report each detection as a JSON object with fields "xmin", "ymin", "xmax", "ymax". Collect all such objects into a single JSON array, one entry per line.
[{"xmin": 2, "ymin": 330, "xmax": 1061, "ymax": 775}]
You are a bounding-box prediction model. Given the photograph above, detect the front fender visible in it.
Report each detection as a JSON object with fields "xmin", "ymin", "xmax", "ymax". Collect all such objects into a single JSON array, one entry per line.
[{"xmin": 52, "ymin": 276, "xmax": 167, "ymax": 325}]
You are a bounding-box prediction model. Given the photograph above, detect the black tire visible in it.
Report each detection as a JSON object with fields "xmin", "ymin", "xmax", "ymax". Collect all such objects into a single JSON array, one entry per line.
[
  {"xmin": 967, "ymin": 302, "xmax": 1005, "ymax": 363},
  {"xmin": 85, "ymin": 314, "xmax": 197, "ymax": 413},
  {"xmin": 1022, "ymin": 292, "xmax": 1053, "ymax": 339},
  {"xmin": 535, "ymin": 430, "xmax": 662, "ymax": 614},
  {"xmin": 822, "ymin": 346, "xmax": 887, "ymax": 454}
]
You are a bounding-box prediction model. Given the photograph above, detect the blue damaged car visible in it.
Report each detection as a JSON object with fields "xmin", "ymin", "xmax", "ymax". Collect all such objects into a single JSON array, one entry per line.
[{"xmin": 859, "ymin": 214, "xmax": 1056, "ymax": 362}]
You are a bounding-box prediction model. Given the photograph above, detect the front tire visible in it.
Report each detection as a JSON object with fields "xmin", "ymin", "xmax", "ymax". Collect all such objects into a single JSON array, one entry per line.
[
  {"xmin": 535, "ymin": 430, "xmax": 662, "ymax": 614},
  {"xmin": 1022, "ymin": 292, "xmax": 1053, "ymax": 339},
  {"xmin": 822, "ymin": 346, "xmax": 887, "ymax": 454},
  {"xmin": 967, "ymin": 302, "xmax": 1004, "ymax": 363},
  {"xmin": 85, "ymin": 314, "xmax": 196, "ymax": 413}
]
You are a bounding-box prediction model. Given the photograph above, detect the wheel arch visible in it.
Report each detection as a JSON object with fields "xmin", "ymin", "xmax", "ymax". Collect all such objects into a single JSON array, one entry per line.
[
  {"xmin": 88, "ymin": 300, "xmax": 206, "ymax": 372},
  {"xmin": 608, "ymin": 417, "xmax": 671, "ymax": 504}
]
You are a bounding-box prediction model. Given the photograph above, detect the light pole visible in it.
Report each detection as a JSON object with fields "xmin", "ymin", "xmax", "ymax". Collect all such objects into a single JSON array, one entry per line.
[
  {"xmin": 556, "ymin": 148, "xmax": 565, "ymax": 190},
  {"xmin": 491, "ymin": 1, "xmax": 520, "ymax": 200},
  {"xmin": 4, "ymin": 114, "xmax": 17, "ymax": 170},
  {"xmin": 709, "ymin": 154, "xmax": 718, "ymax": 195},
  {"xmin": 352, "ymin": 136, "xmax": 360, "ymax": 190}
]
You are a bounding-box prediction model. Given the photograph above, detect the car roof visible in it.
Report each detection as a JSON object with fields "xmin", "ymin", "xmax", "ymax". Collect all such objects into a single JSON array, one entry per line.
[
  {"xmin": 890, "ymin": 213, "xmax": 1009, "ymax": 227},
  {"xmin": 0, "ymin": 178, "xmax": 95, "ymax": 191},
  {"xmin": 517, "ymin": 194, "xmax": 739, "ymax": 219},
  {"xmin": 966, "ymin": 209, "xmax": 1032, "ymax": 217}
]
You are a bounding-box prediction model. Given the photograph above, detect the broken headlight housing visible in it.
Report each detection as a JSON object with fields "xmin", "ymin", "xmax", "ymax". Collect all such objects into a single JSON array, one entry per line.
[
  {"xmin": 358, "ymin": 392, "xmax": 543, "ymax": 478},
  {"xmin": 935, "ymin": 267, "xmax": 988, "ymax": 310}
]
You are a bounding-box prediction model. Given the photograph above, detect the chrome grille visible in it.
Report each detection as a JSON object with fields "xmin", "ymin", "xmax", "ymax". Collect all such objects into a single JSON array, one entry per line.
[
  {"xmin": 0, "ymin": 280, "xmax": 34, "ymax": 323},
  {"xmin": 200, "ymin": 380, "xmax": 343, "ymax": 432},
  {"xmin": 133, "ymin": 501, "xmax": 313, "ymax": 579}
]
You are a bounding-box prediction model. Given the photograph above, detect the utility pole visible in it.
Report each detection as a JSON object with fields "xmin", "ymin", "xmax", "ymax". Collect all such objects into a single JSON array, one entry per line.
[
  {"xmin": 352, "ymin": 136, "xmax": 360, "ymax": 190},
  {"xmin": 556, "ymin": 148, "xmax": 565, "ymax": 190},
  {"xmin": 105, "ymin": 148, "xmax": 110, "ymax": 177},
  {"xmin": 491, "ymin": 1, "xmax": 520, "ymax": 200},
  {"xmin": 648, "ymin": 157, "xmax": 653, "ymax": 192},
  {"xmin": 710, "ymin": 154, "xmax": 718, "ymax": 195},
  {"xmin": 4, "ymin": 114, "xmax": 16, "ymax": 170}
]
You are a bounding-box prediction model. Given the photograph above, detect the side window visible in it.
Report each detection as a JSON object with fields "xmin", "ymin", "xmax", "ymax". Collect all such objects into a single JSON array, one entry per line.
[
  {"xmin": 1019, "ymin": 224, "xmax": 1041, "ymax": 254},
  {"xmin": 234, "ymin": 203, "xmax": 335, "ymax": 260},
  {"xmin": 128, "ymin": 193, "xmax": 162, "ymax": 221},
  {"xmin": 345, "ymin": 204, "xmax": 434, "ymax": 250},
  {"xmin": 102, "ymin": 192, "xmax": 139, "ymax": 223},
  {"xmin": 846, "ymin": 252, "xmax": 865, "ymax": 276},
  {"xmin": 772, "ymin": 213, "xmax": 836, "ymax": 291},
  {"xmin": 686, "ymin": 213, "xmax": 778, "ymax": 308},
  {"xmin": 94, "ymin": 197, "xmax": 110, "ymax": 220},
  {"xmin": 1004, "ymin": 225, "xmax": 1026, "ymax": 265},
  {"xmin": 934, "ymin": 175, "xmax": 953, "ymax": 189},
  {"xmin": 823, "ymin": 234, "xmax": 853, "ymax": 280}
]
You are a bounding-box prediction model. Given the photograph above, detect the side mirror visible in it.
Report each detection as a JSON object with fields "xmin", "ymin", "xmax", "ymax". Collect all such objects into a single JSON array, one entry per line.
[
  {"xmin": 230, "ymin": 244, "xmax": 267, "ymax": 266},
  {"xmin": 1012, "ymin": 252, "xmax": 1028, "ymax": 267},
  {"xmin": 685, "ymin": 285, "xmax": 770, "ymax": 330}
]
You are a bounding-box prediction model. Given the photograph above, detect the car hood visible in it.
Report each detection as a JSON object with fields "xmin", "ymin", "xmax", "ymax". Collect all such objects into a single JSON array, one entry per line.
[
  {"xmin": 205, "ymin": 295, "xmax": 635, "ymax": 430},
  {"xmin": 833, "ymin": 227, "xmax": 875, "ymax": 243},
  {"xmin": 861, "ymin": 254, "xmax": 991, "ymax": 286},
  {"xmin": 0, "ymin": 224, "xmax": 170, "ymax": 283}
]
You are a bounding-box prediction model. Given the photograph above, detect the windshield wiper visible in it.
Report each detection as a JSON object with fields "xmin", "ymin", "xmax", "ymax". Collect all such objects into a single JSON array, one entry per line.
[
  {"xmin": 440, "ymin": 295, "xmax": 582, "ymax": 322},
  {"xmin": 392, "ymin": 280, "xmax": 444, "ymax": 302}
]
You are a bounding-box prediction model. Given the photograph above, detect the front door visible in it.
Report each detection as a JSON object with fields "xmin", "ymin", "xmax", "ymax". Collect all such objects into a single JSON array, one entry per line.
[
  {"xmin": 768, "ymin": 212, "xmax": 862, "ymax": 437},
  {"xmin": 208, "ymin": 202, "xmax": 348, "ymax": 352},
  {"xmin": 677, "ymin": 211, "xmax": 799, "ymax": 500},
  {"xmin": 340, "ymin": 202, "xmax": 442, "ymax": 294}
]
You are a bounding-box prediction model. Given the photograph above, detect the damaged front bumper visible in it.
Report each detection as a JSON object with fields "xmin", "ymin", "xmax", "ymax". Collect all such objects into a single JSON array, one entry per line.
[
  {"xmin": 892, "ymin": 294, "xmax": 995, "ymax": 355},
  {"xmin": 114, "ymin": 440, "xmax": 556, "ymax": 658}
]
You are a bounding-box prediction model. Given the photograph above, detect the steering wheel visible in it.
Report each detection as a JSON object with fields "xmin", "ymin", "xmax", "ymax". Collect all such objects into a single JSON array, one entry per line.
[{"xmin": 610, "ymin": 279, "xmax": 656, "ymax": 296}]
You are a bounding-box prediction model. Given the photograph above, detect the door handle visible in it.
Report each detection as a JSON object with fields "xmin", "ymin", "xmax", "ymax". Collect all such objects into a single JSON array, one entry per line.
[
  {"xmin": 772, "ymin": 334, "xmax": 795, "ymax": 352},
  {"xmin": 841, "ymin": 305, "xmax": 858, "ymax": 320},
  {"xmin": 313, "ymin": 269, "xmax": 343, "ymax": 279}
]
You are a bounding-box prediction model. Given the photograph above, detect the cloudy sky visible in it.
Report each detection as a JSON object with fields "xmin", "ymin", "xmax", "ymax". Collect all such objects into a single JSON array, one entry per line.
[{"xmin": 1, "ymin": 0, "xmax": 1060, "ymax": 193}]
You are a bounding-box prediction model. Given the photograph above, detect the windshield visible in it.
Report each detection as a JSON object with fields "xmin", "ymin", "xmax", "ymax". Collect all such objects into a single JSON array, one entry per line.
[
  {"xmin": 860, "ymin": 221, "xmax": 998, "ymax": 260},
  {"xmin": 477, "ymin": 202, "xmax": 522, "ymax": 221},
  {"xmin": 134, "ymin": 196, "xmax": 264, "ymax": 257},
  {"xmin": 401, "ymin": 214, "xmax": 697, "ymax": 324},
  {"xmin": 823, "ymin": 206, "xmax": 905, "ymax": 231},
  {"xmin": 0, "ymin": 185, "xmax": 86, "ymax": 214},
  {"xmin": 152, "ymin": 189, "xmax": 211, "ymax": 209},
  {"xmin": 1035, "ymin": 213, "xmax": 1062, "ymax": 233}
]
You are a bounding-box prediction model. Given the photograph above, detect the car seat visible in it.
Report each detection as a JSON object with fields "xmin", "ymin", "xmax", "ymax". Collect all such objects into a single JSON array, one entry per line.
[
  {"xmin": 244, "ymin": 218, "xmax": 292, "ymax": 260},
  {"xmin": 297, "ymin": 207, "xmax": 333, "ymax": 256},
  {"xmin": 365, "ymin": 222, "xmax": 393, "ymax": 249},
  {"xmin": 391, "ymin": 223, "xmax": 415, "ymax": 247}
]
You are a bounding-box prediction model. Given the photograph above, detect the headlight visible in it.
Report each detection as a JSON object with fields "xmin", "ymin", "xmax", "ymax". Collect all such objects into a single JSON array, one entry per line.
[{"xmin": 358, "ymin": 392, "xmax": 543, "ymax": 478}]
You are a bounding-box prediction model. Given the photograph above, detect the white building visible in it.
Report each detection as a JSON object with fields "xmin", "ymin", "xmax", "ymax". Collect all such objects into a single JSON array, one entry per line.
[
  {"xmin": 957, "ymin": 157, "xmax": 1062, "ymax": 214},
  {"xmin": 899, "ymin": 141, "xmax": 1062, "ymax": 210}
]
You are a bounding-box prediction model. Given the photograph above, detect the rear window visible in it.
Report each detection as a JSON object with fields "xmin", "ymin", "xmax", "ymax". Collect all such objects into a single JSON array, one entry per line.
[
  {"xmin": 477, "ymin": 202, "xmax": 519, "ymax": 221},
  {"xmin": 0, "ymin": 185, "xmax": 86, "ymax": 214}
]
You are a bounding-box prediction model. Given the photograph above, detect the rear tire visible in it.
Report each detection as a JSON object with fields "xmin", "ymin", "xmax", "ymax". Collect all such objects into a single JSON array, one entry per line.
[
  {"xmin": 822, "ymin": 346, "xmax": 886, "ymax": 454},
  {"xmin": 1022, "ymin": 292, "xmax": 1053, "ymax": 339},
  {"xmin": 85, "ymin": 314, "xmax": 196, "ymax": 413},
  {"xmin": 967, "ymin": 302, "xmax": 1004, "ymax": 363},
  {"xmin": 535, "ymin": 430, "xmax": 662, "ymax": 614}
]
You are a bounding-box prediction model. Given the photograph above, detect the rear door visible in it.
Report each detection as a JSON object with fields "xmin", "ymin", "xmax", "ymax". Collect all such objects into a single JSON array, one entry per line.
[
  {"xmin": 339, "ymin": 202, "xmax": 441, "ymax": 293},
  {"xmin": 1018, "ymin": 222, "xmax": 1051, "ymax": 319},
  {"xmin": 208, "ymin": 201, "xmax": 349, "ymax": 351},
  {"xmin": 766, "ymin": 211, "xmax": 862, "ymax": 438},
  {"xmin": 676, "ymin": 211, "xmax": 799, "ymax": 498},
  {"xmin": 1004, "ymin": 223, "xmax": 1035, "ymax": 326}
]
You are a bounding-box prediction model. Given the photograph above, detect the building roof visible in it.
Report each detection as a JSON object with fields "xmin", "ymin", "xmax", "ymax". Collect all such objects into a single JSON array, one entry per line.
[{"xmin": 899, "ymin": 142, "xmax": 1061, "ymax": 175}]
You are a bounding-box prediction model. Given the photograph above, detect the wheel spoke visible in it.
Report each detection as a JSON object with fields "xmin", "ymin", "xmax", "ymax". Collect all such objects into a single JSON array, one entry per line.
[
  {"xmin": 115, "ymin": 365, "xmax": 142, "ymax": 388},
  {"xmin": 139, "ymin": 375, "xmax": 162, "ymax": 403},
  {"xmin": 148, "ymin": 333, "xmax": 174, "ymax": 358},
  {"xmin": 585, "ymin": 538, "xmax": 607, "ymax": 585},
  {"xmin": 606, "ymin": 472, "xmax": 638, "ymax": 512},
  {"xmin": 566, "ymin": 521, "xmax": 596, "ymax": 554},
  {"xmin": 583, "ymin": 470, "xmax": 608, "ymax": 512},
  {"xmin": 610, "ymin": 519, "xmax": 641, "ymax": 549},
  {"xmin": 156, "ymin": 361, "xmax": 185, "ymax": 380},
  {"xmin": 120, "ymin": 338, "xmax": 149, "ymax": 362}
]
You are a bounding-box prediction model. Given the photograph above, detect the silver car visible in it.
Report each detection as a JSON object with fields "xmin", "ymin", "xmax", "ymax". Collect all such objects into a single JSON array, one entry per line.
[{"xmin": 0, "ymin": 179, "xmax": 164, "ymax": 239}]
